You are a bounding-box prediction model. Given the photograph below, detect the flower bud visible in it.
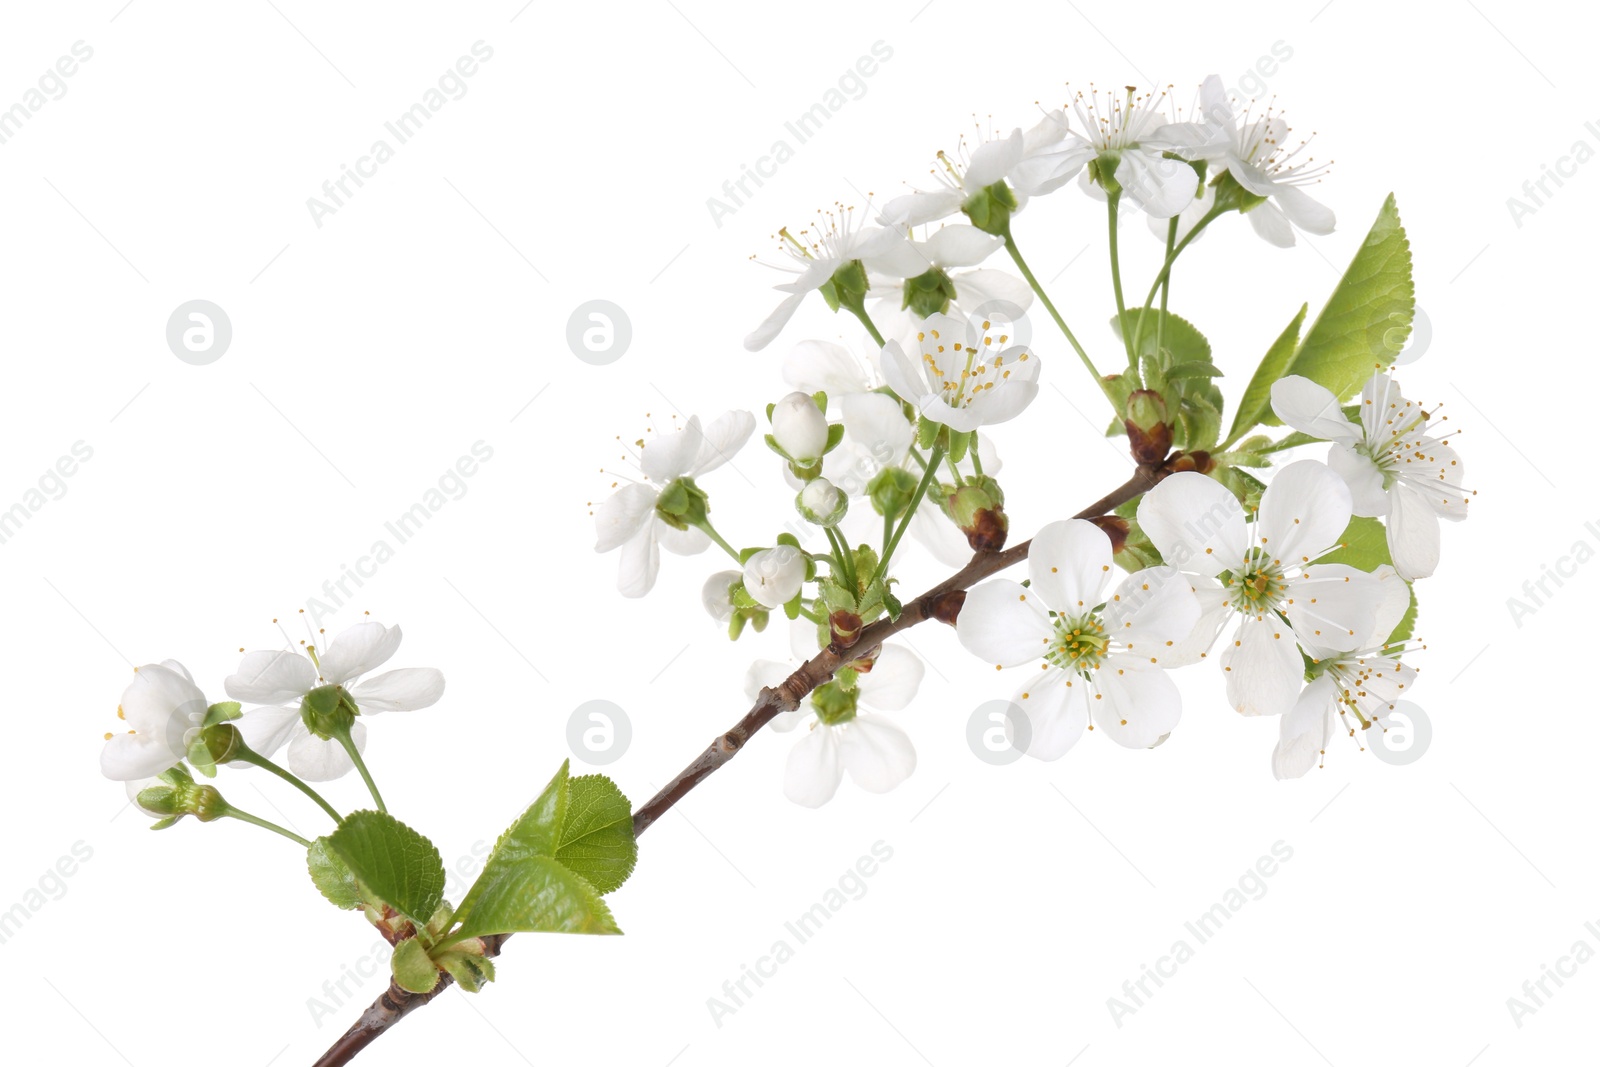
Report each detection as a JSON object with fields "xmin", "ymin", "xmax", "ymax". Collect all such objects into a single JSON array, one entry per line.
[
  {"xmin": 866, "ymin": 466, "xmax": 920, "ymax": 520},
  {"xmin": 1123, "ymin": 389, "xmax": 1172, "ymax": 465},
  {"xmin": 797, "ymin": 478, "xmax": 847, "ymax": 527},
  {"xmin": 132, "ymin": 764, "xmax": 229, "ymax": 827},
  {"xmin": 770, "ymin": 392, "xmax": 830, "ymax": 466},
  {"xmin": 946, "ymin": 476, "xmax": 1008, "ymax": 552},
  {"xmin": 701, "ymin": 570, "xmax": 742, "ymax": 622},
  {"xmin": 742, "ymin": 545, "xmax": 806, "ymax": 609}
]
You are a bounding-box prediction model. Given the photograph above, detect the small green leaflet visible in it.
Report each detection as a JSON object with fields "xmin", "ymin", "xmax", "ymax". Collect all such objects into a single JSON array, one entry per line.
[
  {"xmin": 326, "ymin": 811, "xmax": 447, "ymax": 926},
  {"xmin": 449, "ymin": 760, "xmax": 633, "ymax": 940},
  {"xmin": 306, "ymin": 837, "xmax": 365, "ymax": 911},
  {"xmin": 1223, "ymin": 195, "xmax": 1414, "ymax": 449}
]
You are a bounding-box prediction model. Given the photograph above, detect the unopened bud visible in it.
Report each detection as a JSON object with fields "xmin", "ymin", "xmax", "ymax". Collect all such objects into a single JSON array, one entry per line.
[
  {"xmin": 797, "ymin": 478, "xmax": 847, "ymax": 527},
  {"xmin": 770, "ymin": 392, "xmax": 830, "ymax": 465},
  {"xmin": 1124, "ymin": 390, "xmax": 1172, "ymax": 464}
]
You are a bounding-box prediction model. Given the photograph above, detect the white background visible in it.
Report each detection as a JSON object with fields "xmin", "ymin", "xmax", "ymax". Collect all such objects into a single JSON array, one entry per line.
[{"xmin": 1, "ymin": 1, "xmax": 1592, "ymax": 1064}]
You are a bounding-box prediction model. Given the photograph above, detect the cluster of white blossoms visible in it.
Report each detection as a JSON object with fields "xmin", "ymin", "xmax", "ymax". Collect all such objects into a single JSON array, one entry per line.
[
  {"xmin": 100, "ymin": 619, "xmax": 444, "ymax": 824},
  {"xmin": 591, "ymin": 74, "xmax": 1468, "ymax": 803}
]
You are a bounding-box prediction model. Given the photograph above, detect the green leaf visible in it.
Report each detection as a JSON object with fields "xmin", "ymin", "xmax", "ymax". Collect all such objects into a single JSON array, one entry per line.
[
  {"xmin": 1112, "ymin": 309, "xmax": 1211, "ymax": 368},
  {"xmin": 1224, "ymin": 195, "xmax": 1413, "ymax": 448},
  {"xmin": 307, "ymin": 838, "xmax": 366, "ymax": 911},
  {"xmin": 326, "ymin": 811, "xmax": 447, "ymax": 926},
  {"xmin": 391, "ymin": 938, "xmax": 441, "ymax": 995},
  {"xmin": 1388, "ymin": 588, "xmax": 1419, "ymax": 646},
  {"xmin": 1316, "ymin": 516, "xmax": 1393, "ymax": 572},
  {"xmin": 1223, "ymin": 304, "xmax": 1308, "ymax": 451},
  {"xmin": 1165, "ymin": 360, "xmax": 1225, "ymax": 381},
  {"xmin": 555, "ymin": 776, "xmax": 638, "ymax": 895},
  {"xmin": 451, "ymin": 762, "xmax": 627, "ymax": 941},
  {"xmin": 452, "ymin": 854, "xmax": 620, "ymax": 940}
]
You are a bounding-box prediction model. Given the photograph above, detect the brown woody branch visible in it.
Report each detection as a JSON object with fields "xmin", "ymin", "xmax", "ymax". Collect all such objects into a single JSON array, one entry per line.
[{"xmin": 311, "ymin": 461, "xmax": 1170, "ymax": 1066}]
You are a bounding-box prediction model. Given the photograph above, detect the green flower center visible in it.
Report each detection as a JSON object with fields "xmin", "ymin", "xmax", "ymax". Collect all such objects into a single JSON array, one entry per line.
[
  {"xmin": 1225, "ymin": 556, "xmax": 1287, "ymax": 615},
  {"xmin": 1046, "ymin": 613, "xmax": 1109, "ymax": 673}
]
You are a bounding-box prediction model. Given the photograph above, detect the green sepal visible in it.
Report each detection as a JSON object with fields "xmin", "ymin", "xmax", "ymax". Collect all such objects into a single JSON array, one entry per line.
[
  {"xmin": 202, "ymin": 701, "xmax": 242, "ymax": 727},
  {"xmin": 824, "ymin": 422, "xmax": 846, "ymax": 455},
  {"xmin": 961, "ymin": 180, "xmax": 1018, "ymax": 235}
]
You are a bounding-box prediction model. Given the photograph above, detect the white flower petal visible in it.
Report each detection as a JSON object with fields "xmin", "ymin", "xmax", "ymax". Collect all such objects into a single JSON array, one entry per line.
[
  {"xmin": 1159, "ymin": 573, "xmax": 1232, "ymax": 666},
  {"xmin": 1137, "ymin": 472, "xmax": 1246, "ymax": 576},
  {"xmin": 1103, "ymin": 565, "xmax": 1203, "ymax": 650},
  {"xmin": 1027, "ymin": 519, "xmax": 1113, "ymax": 614},
  {"xmin": 640, "ymin": 415, "xmax": 704, "ymax": 483},
  {"xmin": 691, "ymin": 410, "xmax": 757, "ymax": 476},
  {"xmin": 100, "ymin": 733, "xmax": 182, "ymax": 782},
  {"xmin": 615, "ymin": 523, "xmax": 661, "ymax": 598},
  {"xmin": 1258, "ymin": 460, "xmax": 1352, "ymax": 565},
  {"xmin": 921, "ymin": 226, "xmax": 1005, "ymax": 268},
  {"xmin": 288, "ymin": 720, "xmax": 364, "ymax": 782},
  {"xmin": 1386, "ymin": 484, "xmax": 1441, "ymax": 582},
  {"xmin": 1115, "ymin": 148, "xmax": 1199, "ymax": 219},
  {"xmin": 1274, "ymin": 184, "xmax": 1335, "ymax": 235},
  {"xmin": 1288, "ymin": 563, "xmax": 1382, "ymax": 652},
  {"xmin": 593, "ymin": 482, "xmax": 659, "ymax": 553},
  {"xmin": 318, "ymin": 622, "xmax": 403, "ymax": 685},
  {"xmin": 950, "ymin": 268, "xmax": 1034, "ymax": 317},
  {"xmin": 783, "ymin": 340, "xmax": 873, "ymax": 395},
  {"xmin": 1221, "ymin": 615, "xmax": 1303, "ymax": 716},
  {"xmin": 956, "ymin": 579, "xmax": 1054, "ymax": 668},
  {"xmin": 350, "ymin": 668, "xmax": 445, "ymax": 714},
  {"xmin": 838, "ymin": 716, "xmax": 916, "ymax": 793},
  {"xmin": 1092, "ymin": 666, "xmax": 1182, "ymax": 749},
  {"xmin": 1009, "ymin": 140, "xmax": 1095, "ymax": 197},
  {"xmin": 1015, "ymin": 670, "xmax": 1089, "ymax": 761},
  {"xmin": 909, "ymin": 494, "xmax": 973, "ymax": 568},
  {"xmin": 234, "ymin": 703, "xmax": 304, "ymax": 758},
  {"xmin": 784, "ymin": 725, "xmax": 844, "ymax": 807},
  {"xmin": 1273, "ymin": 676, "xmax": 1335, "ymax": 779},
  {"xmin": 826, "ymin": 392, "xmax": 912, "ymax": 495},
  {"xmin": 745, "ymin": 291, "xmax": 807, "ymax": 352},
  {"xmin": 879, "ymin": 188, "xmax": 965, "ymax": 227},
  {"xmin": 658, "ymin": 522, "xmax": 710, "ymax": 556},
  {"xmin": 122, "ymin": 663, "xmax": 207, "ymax": 735},
  {"xmin": 1246, "ymin": 199, "xmax": 1296, "ymax": 247},
  {"xmin": 1327, "ymin": 443, "xmax": 1389, "ymax": 517},
  {"xmin": 857, "ymin": 645, "xmax": 924, "ymax": 711},
  {"xmin": 1366, "ymin": 565, "xmax": 1413, "ymax": 649},
  {"xmin": 964, "ymin": 129, "xmax": 1023, "ymax": 187},
  {"xmin": 1270, "ymin": 376, "xmax": 1362, "ymax": 445}
]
